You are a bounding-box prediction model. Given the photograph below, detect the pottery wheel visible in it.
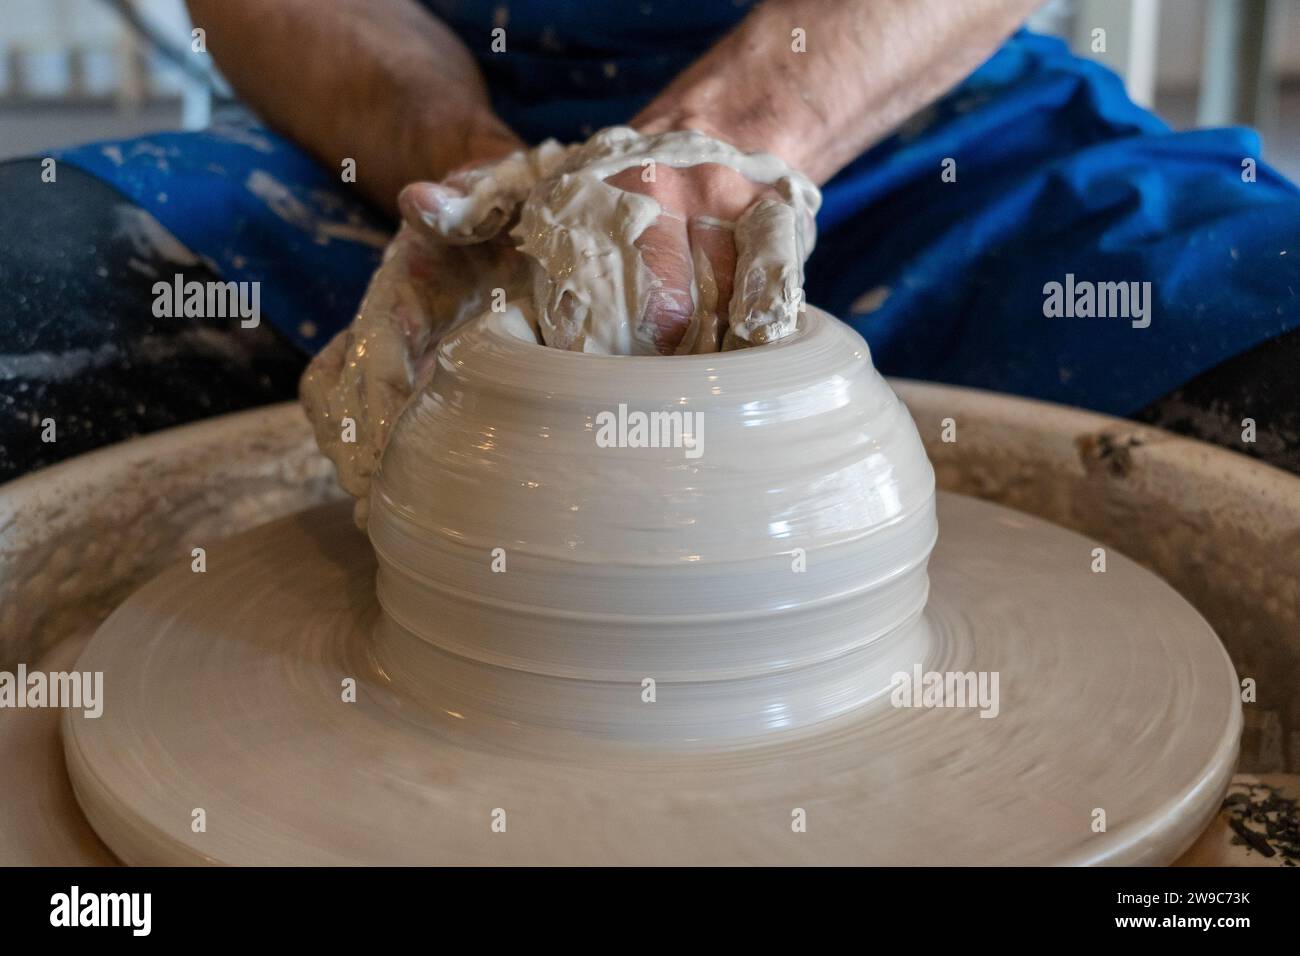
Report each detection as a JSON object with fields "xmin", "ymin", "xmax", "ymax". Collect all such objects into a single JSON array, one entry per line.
[{"xmin": 63, "ymin": 492, "xmax": 1240, "ymax": 865}]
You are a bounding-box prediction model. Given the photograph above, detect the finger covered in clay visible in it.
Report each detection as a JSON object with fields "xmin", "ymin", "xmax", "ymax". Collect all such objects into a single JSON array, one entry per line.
[
  {"xmin": 724, "ymin": 198, "xmax": 807, "ymax": 350},
  {"xmin": 300, "ymin": 224, "xmax": 530, "ymax": 525},
  {"xmin": 400, "ymin": 140, "xmax": 572, "ymax": 245},
  {"xmin": 511, "ymin": 126, "xmax": 821, "ymax": 355}
]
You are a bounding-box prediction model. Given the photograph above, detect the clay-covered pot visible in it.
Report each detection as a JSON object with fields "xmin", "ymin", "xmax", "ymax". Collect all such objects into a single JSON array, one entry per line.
[{"xmin": 368, "ymin": 307, "xmax": 938, "ymax": 740}]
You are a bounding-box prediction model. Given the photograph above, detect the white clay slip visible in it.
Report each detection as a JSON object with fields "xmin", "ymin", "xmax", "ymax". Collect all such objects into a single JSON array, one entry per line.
[{"xmin": 510, "ymin": 126, "xmax": 819, "ymax": 355}]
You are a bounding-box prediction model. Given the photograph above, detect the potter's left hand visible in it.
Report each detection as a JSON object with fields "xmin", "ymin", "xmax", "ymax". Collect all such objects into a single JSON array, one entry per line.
[
  {"xmin": 513, "ymin": 127, "xmax": 820, "ymax": 355},
  {"xmin": 602, "ymin": 162, "xmax": 807, "ymax": 353}
]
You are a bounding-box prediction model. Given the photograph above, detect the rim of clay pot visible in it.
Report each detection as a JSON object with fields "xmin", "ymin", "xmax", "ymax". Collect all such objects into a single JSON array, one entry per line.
[{"xmin": 434, "ymin": 305, "xmax": 864, "ymax": 402}]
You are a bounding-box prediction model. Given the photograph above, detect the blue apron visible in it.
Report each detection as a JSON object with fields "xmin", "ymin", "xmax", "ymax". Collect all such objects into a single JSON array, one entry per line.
[{"xmin": 54, "ymin": 3, "xmax": 1300, "ymax": 416}]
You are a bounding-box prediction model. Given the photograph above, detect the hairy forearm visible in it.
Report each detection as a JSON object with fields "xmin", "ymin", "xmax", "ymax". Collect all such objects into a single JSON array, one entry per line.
[
  {"xmin": 187, "ymin": 0, "xmax": 520, "ymax": 213},
  {"xmin": 634, "ymin": 0, "xmax": 1041, "ymax": 184}
]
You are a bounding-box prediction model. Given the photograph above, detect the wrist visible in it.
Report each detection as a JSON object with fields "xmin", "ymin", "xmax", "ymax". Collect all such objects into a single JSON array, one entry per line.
[
  {"xmin": 400, "ymin": 98, "xmax": 522, "ymax": 182},
  {"xmin": 461, "ymin": 111, "xmax": 525, "ymax": 167},
  {"xmin": 632, "ymin": 101, "xmax": 817, "ymax": 182}
]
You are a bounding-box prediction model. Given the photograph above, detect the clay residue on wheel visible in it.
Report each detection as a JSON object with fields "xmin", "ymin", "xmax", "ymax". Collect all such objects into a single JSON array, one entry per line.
[
  {"xmin": 1075, "ymin": 430, "xmax": 1151, "ymax": 478},
  {"xmin": 0, "ymin": 408, "xmax": 340, "ymax": 669}
]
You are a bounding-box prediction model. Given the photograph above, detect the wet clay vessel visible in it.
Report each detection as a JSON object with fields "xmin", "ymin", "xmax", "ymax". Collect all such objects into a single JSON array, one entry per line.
[{"xmin": 46, "ymin": 309, "xmax": 1243, "ymax": 863}]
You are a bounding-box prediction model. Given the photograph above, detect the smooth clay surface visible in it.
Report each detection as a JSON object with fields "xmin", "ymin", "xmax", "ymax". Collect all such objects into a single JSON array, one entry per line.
[
  {"xmin": 898, "ymin": 380, "xmax": 1300, "ymax": 774},
  {"xmin": 366, "ymin": 306, "xmax": 935, "ymax": 740},
  {"xmin": 64, "ymin": 494, "xmax": 1240, "ymax": 865},
  {"xmin": 61, "ymin": 309, "xmax": 1241, "ymax": 865}
]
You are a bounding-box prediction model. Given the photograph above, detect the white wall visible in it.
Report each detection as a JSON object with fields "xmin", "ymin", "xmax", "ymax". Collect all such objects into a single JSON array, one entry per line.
[
  {"xmin": 1151, "ymin": 0, "xmax": 1300, "ymax": 88},
  {"xmin": 0, "ymin": 0, "xmax": 193, "ymax": 98}
]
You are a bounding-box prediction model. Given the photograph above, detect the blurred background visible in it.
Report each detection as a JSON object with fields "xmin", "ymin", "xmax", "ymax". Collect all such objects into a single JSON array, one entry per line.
[{"xmin": 1, "ymin": 0, "xmax": 1298, "ymax": 179}]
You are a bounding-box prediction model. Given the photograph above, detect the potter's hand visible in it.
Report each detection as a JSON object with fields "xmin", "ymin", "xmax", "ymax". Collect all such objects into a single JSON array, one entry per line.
[
  {"xmin": 302, "ymin": 141, "xmax": 571, "ymax": 526},
  {"xmin": 300, "ymin": 220, "xmax": 527, "ymax": 527},
  {"xmin": 511, "ymin": 127, "xmax": 820, "ymax": 355},
  {"xmin": 603, "ymin": 162, "xmax": 810, "ymax": 353},
  {"xmin": 398, "ymin": 140, "xmax": 572, "ymax": 245}
]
